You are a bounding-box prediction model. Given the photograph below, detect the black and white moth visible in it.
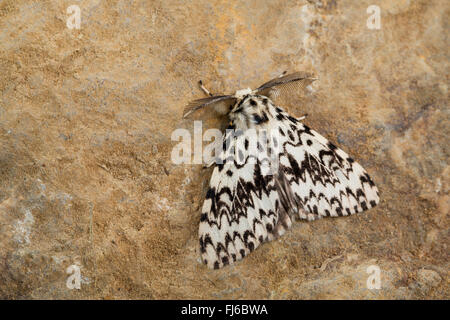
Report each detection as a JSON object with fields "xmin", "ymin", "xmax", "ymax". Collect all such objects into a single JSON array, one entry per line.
[{"xmin": 184, "ymin": 72, "xmax": 380, "ymax": 269}]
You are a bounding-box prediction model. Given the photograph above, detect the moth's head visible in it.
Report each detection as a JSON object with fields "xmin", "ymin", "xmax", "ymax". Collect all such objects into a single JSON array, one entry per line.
[
  {"xmin": 229, "ymin": 92, "xmax": 273, "ymax": 129},
  {"xmin": 183, "ymin": 72, "xmax": 316, "ymax": 120}
]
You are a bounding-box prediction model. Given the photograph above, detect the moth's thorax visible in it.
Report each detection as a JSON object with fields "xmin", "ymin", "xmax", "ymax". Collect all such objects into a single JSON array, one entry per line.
[
  {"xmin": 229, "ymin": 94, "xmax": 275, "ymax": 130},
  {"xmin": 233, "ymin": 88, "xmax": 253, "ymax": 99}
]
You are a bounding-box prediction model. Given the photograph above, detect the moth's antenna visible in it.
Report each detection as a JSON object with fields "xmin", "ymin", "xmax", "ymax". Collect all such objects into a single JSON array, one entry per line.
[
  {"xmin": 183, "ymin": 95, "xmax": 236, "ymax": 119},
  {"xmin": 183, "ymin": 79, "xmax": 237, "ymax": 118},
  {"xmin": 256, "ymin": 72, "xmax": 316, "ymax": 92}
]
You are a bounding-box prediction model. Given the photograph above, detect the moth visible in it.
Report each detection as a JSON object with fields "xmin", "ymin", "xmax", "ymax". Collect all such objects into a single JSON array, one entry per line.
[{"xmin": 184, "ymin": 72, "xmax": 380, "ymax": 269}]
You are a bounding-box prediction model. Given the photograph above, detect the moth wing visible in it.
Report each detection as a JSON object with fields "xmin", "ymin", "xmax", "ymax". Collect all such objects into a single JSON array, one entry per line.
[
  {"xmin": 199, "ymin": 130, "xmax": 290, "ymax": 269},
  {"xmin": 274, "ymin": 109, "xmax": 380, "ymax": 220}
]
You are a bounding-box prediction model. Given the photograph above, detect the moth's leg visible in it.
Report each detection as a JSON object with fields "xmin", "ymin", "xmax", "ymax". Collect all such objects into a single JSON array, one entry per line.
[
  {"xmin": 198, "ymin": 80, "xmax": 213, "ymax": 97},
  {"xmin": 297, "ymin": 113, "xmax": 308, "ymax": 121},
  {"xmin": 278, "ymin": 71, "xmax": 287, "ymax": 78}
]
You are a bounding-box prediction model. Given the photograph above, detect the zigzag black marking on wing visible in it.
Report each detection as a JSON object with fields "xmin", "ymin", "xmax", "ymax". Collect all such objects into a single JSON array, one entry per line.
[
  {"xmin": 199, "ymin": 154, "xmax": 284, "ymax": 268},
  {"xmin": 279, "ymin": 146, "xmax": 374, "ymax": 217},
  {"xmin": 201, "ymin": 166, "xmax": 276, "ymax": 220},
  {"xmin": 274, "ymin": 107, "xmax": 379, "ymax": 220},
  {"xmin": 281, "ymin": 148, "xmax": 340, "ymax": 187}
]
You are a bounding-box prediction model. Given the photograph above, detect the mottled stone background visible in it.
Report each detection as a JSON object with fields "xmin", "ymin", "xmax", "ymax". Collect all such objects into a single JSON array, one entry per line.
[{"xmin": 0, "ymin": 0, "xmax": 448, "ymax": 299}]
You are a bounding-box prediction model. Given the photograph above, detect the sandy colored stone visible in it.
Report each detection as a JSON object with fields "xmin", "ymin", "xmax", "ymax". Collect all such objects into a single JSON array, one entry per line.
[
  {"xmin": 417, "ymin": 268, "xmax": 442, "ymax": 287},
  {"xmin": 0, "ymin": 0, "xmax": 448, "ymax": 299}
]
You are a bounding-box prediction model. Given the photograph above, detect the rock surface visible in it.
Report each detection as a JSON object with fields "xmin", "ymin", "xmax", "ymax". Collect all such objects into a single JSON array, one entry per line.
[{"xmin": 0, "ymin": 0, "xmax": 448, "ymax": 299}]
